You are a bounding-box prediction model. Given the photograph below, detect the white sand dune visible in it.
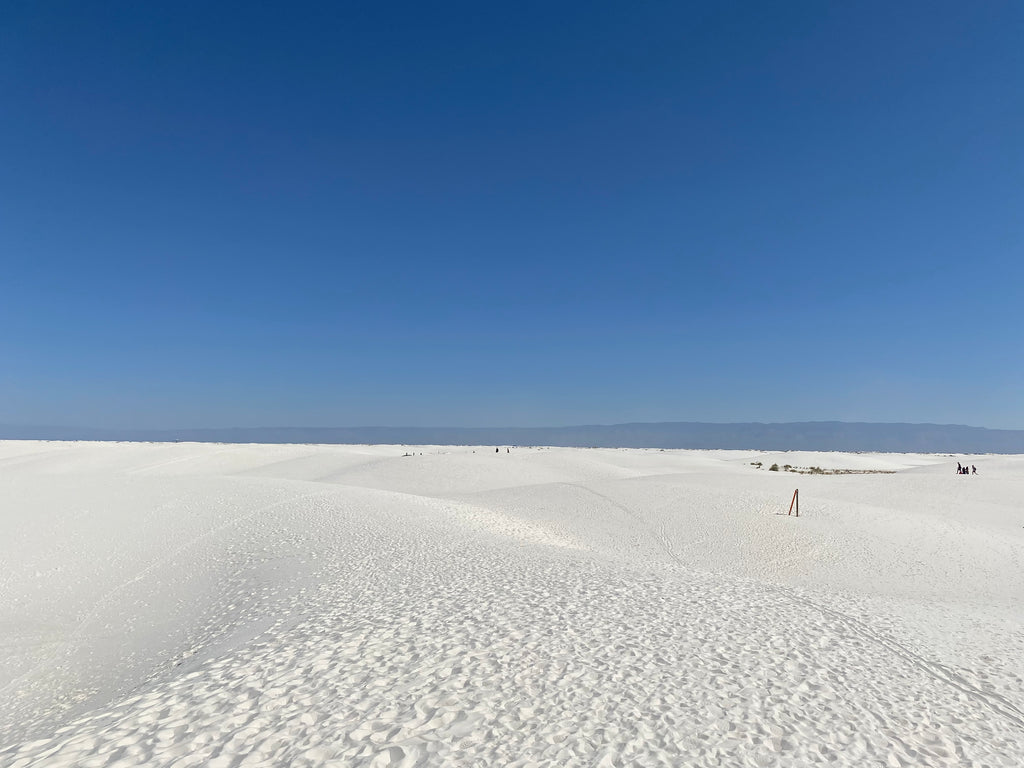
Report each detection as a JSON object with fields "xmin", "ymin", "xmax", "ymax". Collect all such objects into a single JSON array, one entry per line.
[{"xmin": 1, "ymin": 441, "xmax": 1022, "ymax": 767}]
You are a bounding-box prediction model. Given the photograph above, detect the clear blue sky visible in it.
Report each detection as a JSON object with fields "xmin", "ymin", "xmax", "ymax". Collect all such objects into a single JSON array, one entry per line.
[{"xmin": 2, "ymin": 1, "xmax": 1022, "ymax": 430}]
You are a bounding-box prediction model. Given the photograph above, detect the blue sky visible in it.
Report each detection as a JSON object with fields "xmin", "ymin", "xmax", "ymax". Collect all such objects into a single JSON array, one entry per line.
[{"xmin": 2, "ymin": 1, "xmax": 1022, "ymax": 429}]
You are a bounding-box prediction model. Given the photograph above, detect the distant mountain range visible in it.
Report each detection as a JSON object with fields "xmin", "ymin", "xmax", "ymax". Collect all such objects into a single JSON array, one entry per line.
[{"xmin": 1, "ymin": 421, "xmax": 1023, "ymax": 454}]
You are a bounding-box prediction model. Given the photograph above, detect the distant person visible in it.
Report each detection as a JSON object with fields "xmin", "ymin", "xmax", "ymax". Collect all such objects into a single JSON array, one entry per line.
[
  {"xmin": 496, "ymin": 447, "xmax": 499, "ymax": 453},
  {"xmin": 972, "ymin": 465, "xmax": 978, "ymax": 475},
  {"xmin": 957, "ymin": 462, "xmax": 962, "ymax": 474}
]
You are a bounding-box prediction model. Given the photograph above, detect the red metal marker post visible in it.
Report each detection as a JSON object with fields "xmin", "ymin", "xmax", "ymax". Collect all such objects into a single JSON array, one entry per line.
[{"xmin": 788, "ymin": 489, "xmax": 799, "ymax": 517}]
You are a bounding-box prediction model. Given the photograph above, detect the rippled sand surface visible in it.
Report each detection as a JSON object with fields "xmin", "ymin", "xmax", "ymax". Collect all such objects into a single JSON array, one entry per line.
[{"xmin": 2, "ymin": 441, "xmax": 1022, "ymax": 767}]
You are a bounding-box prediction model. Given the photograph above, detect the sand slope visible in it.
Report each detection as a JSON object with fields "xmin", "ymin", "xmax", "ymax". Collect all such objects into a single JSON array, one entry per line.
[{"xmin": 1, "ymin": 442, "xmax": 1022, "ymax": 766}]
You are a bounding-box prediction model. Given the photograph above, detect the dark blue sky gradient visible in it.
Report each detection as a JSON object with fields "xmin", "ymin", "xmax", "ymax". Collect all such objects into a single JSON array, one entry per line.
[{"xmin": 2, "ymin": 1, "xmax": 1022, "ymax": 428}]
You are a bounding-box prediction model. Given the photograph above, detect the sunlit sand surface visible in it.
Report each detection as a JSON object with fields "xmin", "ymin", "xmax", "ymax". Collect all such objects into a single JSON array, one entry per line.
[{"xmin": 2, "ymin": 441, "xmax": 1022, "ymax": 766}]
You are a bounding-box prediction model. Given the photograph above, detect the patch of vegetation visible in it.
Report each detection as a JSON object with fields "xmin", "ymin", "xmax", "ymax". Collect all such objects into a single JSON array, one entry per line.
[
  {"xmin": 782, "ymin": 465, "xmax": 895, "ymax": 475},
  {"xmin": 751, "ymin": 460, "xmax": 895, "ymax": 475}
]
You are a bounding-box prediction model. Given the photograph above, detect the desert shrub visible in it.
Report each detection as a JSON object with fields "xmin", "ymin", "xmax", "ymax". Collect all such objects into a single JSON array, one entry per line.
[{"xmin": 769, "ymin": 463, "xmax": 779, "ymax": 471}]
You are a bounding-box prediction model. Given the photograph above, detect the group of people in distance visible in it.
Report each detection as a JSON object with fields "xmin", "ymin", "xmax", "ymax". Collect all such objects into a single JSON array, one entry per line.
[{"xmin": 957, "ymin": 461, "xmax": 977, "ymax": 475}]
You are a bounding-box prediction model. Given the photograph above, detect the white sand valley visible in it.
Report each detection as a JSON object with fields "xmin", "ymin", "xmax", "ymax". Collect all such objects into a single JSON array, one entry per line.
[{"xmin": 1, "ymin": 441, "xmax": 1022, "ymax": 767}]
